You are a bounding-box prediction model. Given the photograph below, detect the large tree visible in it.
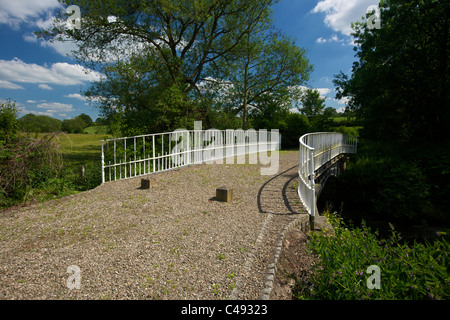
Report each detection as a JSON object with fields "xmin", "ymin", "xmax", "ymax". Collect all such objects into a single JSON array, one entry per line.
[
  {"xmin": 334, "ymin": 0, "xmax": 449, "ymax": 142},
  {"xmin": 40, "ymin": 0, "xmax": 284, "ymax": 134},
  {"xmin": 205, "ymin": 5, "xmax": 311, "ymax": 130}
]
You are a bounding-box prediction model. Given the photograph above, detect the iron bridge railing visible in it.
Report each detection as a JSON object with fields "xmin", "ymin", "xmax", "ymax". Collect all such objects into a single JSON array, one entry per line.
[
  {"xmin": 298, "ymin": 132, "xmax": 357, "ymax": 225},
  {"xmin": 101, "ymin": 127, "xmax": 280, "ymax": 184}
]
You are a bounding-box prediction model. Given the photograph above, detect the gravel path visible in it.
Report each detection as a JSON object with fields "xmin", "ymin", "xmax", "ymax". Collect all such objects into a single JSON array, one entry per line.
[{"xmin": 0, "ymin": 151, "xmax": 308, "ymax": 300}]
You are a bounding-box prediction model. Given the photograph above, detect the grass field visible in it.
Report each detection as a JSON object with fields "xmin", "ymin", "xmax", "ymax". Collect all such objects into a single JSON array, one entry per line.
[
  {"xmin": 83, "ymin": 125, "xmax": 110, "ymax": 135},
  {"xmin": 331, "ymin": 116, "xmax": 356, "ymax": 123},
  {"xmin": 36, "ymin": 133, "xmax": 111, "ymax": 167},
  {"xmin": 56, "ymin": 133, "xmax": 111, "ymax": 166}
]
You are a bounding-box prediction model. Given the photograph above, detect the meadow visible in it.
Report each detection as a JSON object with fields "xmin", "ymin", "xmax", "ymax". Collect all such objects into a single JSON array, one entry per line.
[
  {"xmin": 53, "ymin": 131, "xmax": 111, "ymax": 167},
  {"xmin": 0, "ymin": 131, "xmax": 112, "ymax": 208}
]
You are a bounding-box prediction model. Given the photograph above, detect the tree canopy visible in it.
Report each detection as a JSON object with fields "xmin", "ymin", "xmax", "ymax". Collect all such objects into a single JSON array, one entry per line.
[
  {"xmin": 334, "ymin": 0, "xmax": 449, "ymax": 142},
  {"xmin": 19, "ymin": 114, "xmax": 63, "ymax": 133},
  {"xmin": 39, "ymin": 0, "xmax": 312, "ymax": 135}
]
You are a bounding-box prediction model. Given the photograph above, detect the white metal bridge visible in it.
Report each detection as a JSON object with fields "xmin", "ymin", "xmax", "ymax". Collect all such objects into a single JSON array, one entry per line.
[
  {"xmin": 101, "ymin": 128, "xmax": 357, "ymax": 228},
  {"xmin": 298, "ymin": 132, "xmax": 357, "ymax": 228}
]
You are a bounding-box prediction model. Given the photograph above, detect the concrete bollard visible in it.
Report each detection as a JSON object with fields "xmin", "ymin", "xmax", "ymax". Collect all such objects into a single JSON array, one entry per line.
[
  {"xmin": 216, "ymin": 186, "xmax": 233, "ymax": 202},
  {"xmin": 141, "ymin": 178, "xmax": 156, "ymax": 189}
]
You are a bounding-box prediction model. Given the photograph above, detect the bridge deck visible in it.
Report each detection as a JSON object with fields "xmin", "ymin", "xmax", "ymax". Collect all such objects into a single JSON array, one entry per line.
[{"xmin": 0, "ymin": 151, "xmax": 311, "ymax": 300}]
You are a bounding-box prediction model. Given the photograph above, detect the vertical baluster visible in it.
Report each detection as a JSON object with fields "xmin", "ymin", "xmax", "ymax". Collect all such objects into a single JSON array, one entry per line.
[
  {"xmin": 152, "ymin": 135, "xmax": 156, "ymax": 173},
  {"xmin": 114, "ymin": 140, "xmax": 116, "ymax": 181},
  {"xmin": 134, "ymin": 137, "xmax": 136, "ymax": 177},
  {"xmin": 169, "ymin": 133, "xmax": 172, "ymax": 169}
]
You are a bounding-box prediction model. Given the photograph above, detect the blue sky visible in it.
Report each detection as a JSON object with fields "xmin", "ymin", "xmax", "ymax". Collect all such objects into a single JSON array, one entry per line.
[{"xmin": 0, "ymin": 0, "xmax": 380, "ymax": 121}]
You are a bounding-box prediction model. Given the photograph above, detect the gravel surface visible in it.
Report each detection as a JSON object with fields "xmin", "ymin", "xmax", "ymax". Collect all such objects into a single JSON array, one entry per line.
[{"xmin": 0, "ymin": 151, "xmax": 308, "ymax": 300}]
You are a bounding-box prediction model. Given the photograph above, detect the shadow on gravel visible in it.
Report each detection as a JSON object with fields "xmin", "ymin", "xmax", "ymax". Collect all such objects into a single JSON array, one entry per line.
[{"xmin": 257, "ymin": 165, "xmax": 303, "ymax": 216}]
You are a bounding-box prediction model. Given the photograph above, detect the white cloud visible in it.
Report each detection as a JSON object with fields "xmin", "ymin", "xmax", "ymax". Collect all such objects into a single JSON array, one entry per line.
[
  {"xmin": 330, "ymin": 34, "xmax": 340, "ymax": 42},
  {"xmin": 335, "ymin": 96, "xmax": 349, "ymax": 105},
  {"xmin": 38, "ymin": 84, "xmax": 53, "ymax": 90},
  {"xmin": 316, "ymin": 37, "xmax": 327, "ymax": 44},
  {"xmin": 0, "ymin": 0, "xmax": 61, "ymax": 29},
  {"xmin": 35, "ymin": 102, "xmax": 75, "ymax": 117},
  {"xmin": 23, "ymin": 31, "xmax": 79, "ymax": 57},
  {"xmin": 317, "ymin": 88, "xmax": 332, "ymax": 97},
  {"xmin": 312, "ymin": 0, "xmax": 380, "ymax": 36},
  {"xmin": 65, "ymin": 93, "xmax": 86, "ymax": 101},
  {"xmin": 0, "ymin": 58, "xmax": 104, "ymax": 86},
  {"xmin": 23, "ymin": 33, "xmax": 38, "ymax": 43},
  {"xmin": 37, "ymin": 102, "xmax": 73, "ymax": 111},
  {"xmin": 0, "ymin": 80, "xmax": 24, "ymax": 89},
  {"xmin": 316, "ymin": 34, "xmax": 354, "ymax": 46},
  {"xmin": 27, "ymin": 100, "xmax": 36, "ymax": 103}
]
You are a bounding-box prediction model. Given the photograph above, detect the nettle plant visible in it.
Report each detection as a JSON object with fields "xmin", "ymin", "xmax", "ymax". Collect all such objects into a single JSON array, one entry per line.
[{"xmin": 301, "ymin": 214, "xmax": 449, "ymax": 300}]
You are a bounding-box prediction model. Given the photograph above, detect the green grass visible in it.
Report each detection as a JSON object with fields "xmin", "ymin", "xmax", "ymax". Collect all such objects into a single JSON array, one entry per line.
[
  {"xmin": 331, "ymin": 116, "xmax": 355, "ymax": 123},
  {"xmin": 295, "ymin": 213, "xmax": 450, "ymax": 300},
  {"xmin": 29, "ymin": 133, "xmax": 112, "ymax": 200},
  {"xmin": 83, "ymin": 125, "xmax": 110, "ymax": 135},
  {"xmin": 43, "ymin": 133, "xmax": 111, "ymax": 166}
]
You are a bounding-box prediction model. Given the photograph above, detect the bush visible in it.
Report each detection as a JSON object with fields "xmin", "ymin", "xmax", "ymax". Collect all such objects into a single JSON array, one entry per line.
[
  {"xmin": 297, "ymin": 214, "xmax": 449, "ymax": 300},
  {"xmin": 340, "ymin": 156, "xmax": 431, "ymax": 221},
  {"xmin": 62, "ymin": 117, "xmax": 88, "ymax": 133},
  {"xmin": 280, "ymin": 113, "xmax": 311, "ymax": 149},
  {"xmin": 19, "ymin": 114, "xmax": 62, "ymax": 133},
  {"xmin": 335, "ymin": 140, "xmax": 439, "ymax": 223},
  {"xmin": 0, "ymin": 133, "xmax": 63, "ymax": 207},
  {"xmin": 333, "ymin": 125, "xmax": 360, "ymax": 137},
  {"xmin": 0, "ymin": 99, "xmax": 19, "ymax": 143}
]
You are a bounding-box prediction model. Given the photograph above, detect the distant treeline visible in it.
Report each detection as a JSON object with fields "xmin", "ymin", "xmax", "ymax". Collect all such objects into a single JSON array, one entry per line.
[
  {"xmin": 17, "ymin": 111, "xmax": 354, "ymax": 149},
  {"xmin": 18, "ymin": 113, "xmax": 108, "ymax": 134}
]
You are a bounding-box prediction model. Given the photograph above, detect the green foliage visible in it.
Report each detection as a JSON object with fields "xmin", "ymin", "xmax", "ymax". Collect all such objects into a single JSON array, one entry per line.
[
  {"xmin": 332, "ymin": 125, "xmax": 360, "ymax": 137},
  {"xmin": 336, "ymin": 140, "xmax": 449, "ymax": 224},
  {"xmin": 0, "ymin": 130, "xmax": 108, "ymax": 209},
  {"xmin": 0, "ymin": 132, "xmax": 63, "ymax": 208},
  {"xmin": 280, "ymin": 113, "xmax": 311, "ymax": 149},
  {"xmin": 298, "ymin": 88, "xmax": 325, "ymax": 119},
  {"xmin": 297, "ymin": 88, "xmax": 335, "ymax": 132},
  {"xmin": 40, "ymin": 0, "xmax": 311, "ymax": 134},
  {"xmin": 298, "ymin": 214, "xmax": 450, "ymax": 300},
  {"xmin": 77, "ymin": 113, "xmax": 93, "ymax": 127},
  {"xmin": 19, "ymin": 114, "xmax": 63, "ymax": 133},
  {"xmin": 0, "ymin": 101, "xmax": 67, "ymax": 207},
  {"xmin": 0, "ymin": 99, "xmax": 19, "ymax": 143},
  {"xmin": 62, "ymin": 116, "xmax": 88, "ymax": 133},
  {"xmin": 83, "ymin": 125, "xmax": 110, "ymax": 134},
  {"xmin": 334, "ymin": 0, "xmax": 450, "ymax": 142}
]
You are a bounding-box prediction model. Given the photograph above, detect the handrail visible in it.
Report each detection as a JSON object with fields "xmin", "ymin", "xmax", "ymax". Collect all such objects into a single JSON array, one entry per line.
[
  {"xmin": 298, "ymin": 132, "xmax": 357, "ymax": 227},
  {"xmin": 101, "ymin": 127, "xmax": 280, "ymax": 183}
]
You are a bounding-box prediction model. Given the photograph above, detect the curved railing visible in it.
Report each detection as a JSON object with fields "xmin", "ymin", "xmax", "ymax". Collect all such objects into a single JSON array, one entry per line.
[{"xmin": 298, "ymin": 132, "xmax": 357, "ymax": 224}]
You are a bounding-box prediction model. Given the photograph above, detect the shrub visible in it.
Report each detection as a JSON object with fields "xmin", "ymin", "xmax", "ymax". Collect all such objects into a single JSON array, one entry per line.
[
  {"xmin": 0, "ymin": 99, "xmax": 19, "ymax": 143},
  {"xmin": 62, "ymin": 117, "xmax": 88, "ymax": 133},
  {"xmin": 0, "ymin": 133, "xmax": 63, "ymax": 207},
  {"xmin": 18, "ymin": 114, "xmax": 62, "ymax": 133},
  {"xmin": 333, "ymin": 125, "xmax": 360, "ymax": 137},
  {"xmin": 297, "ymin": 214, "xmax": 449, "ymax": 300},
  {"xmin": 280, "ymin": 113, "xmax": 311, "ymax": 149},
  {"xmin": 337, "ymin": 140, "xmax": 434, "ymax": 222}
]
